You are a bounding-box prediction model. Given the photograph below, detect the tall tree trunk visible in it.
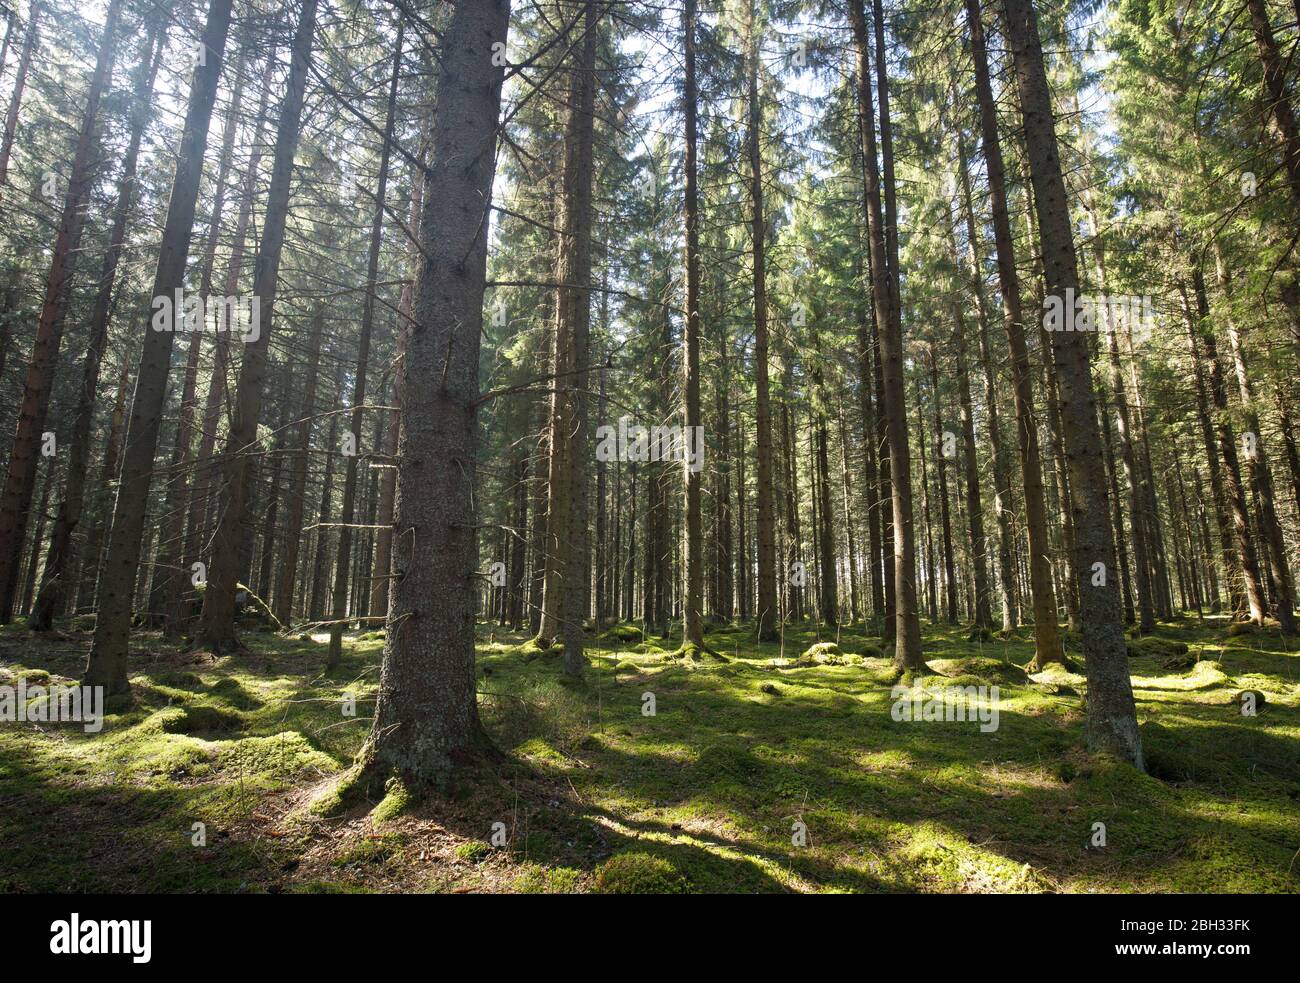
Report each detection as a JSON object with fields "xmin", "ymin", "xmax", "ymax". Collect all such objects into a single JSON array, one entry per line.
[
  {"xmin": 371, "ymin": 127, "xmax": 427, "ymax": 623},
  {"xmin": 30, "ymin": 21, "xmax": 165, "ymax": 631},
  {"xmin": 0, "ymin": 0, "xmax": 124, "ymax": 622},
  {"xmin": 682, "ymin": 0, "xmax": 704, "ymax": 649},
  {"xmin": 154, "ymin": 42, "xmax": 250, "ymax": 635},
  {"xmin": 83, "ymin": 0, "xmax": 235, "ymax": 695},
  {"xmin": 955, "ymin": 119, "xmax": 1017, "ymax": 632},
  {"xmin": 1002, "ymin": 0, "xmax": 1142, "ymax": 766},
  {"xmin": 748, "ymin": 0, "xmax": 778, "ymax": 642},
  {"xmin": 347, "ymin": 0, "xmax": 511, "ymax": 797},
  {"xmin": 1192, "ymin": 265, "xmax": 1267, "ymax": 623},
  {"xmin": 944, "ymin": 191, "xmax": 993, "ymax": 630},
  {"xmin": 1213, "ymin": 249, "xmax": 1296, "ymax": 632},
  {"xmin": 556, "ymin": 0, "xmax": 597, "ymax": 674},
  {"xmin": 309, "ymin": 398, "xmax": 340, "ymax": 623},
  {"xmin": 1244, "ymin": 0, "xmax": 1300, "ymax": 207},
  {"xmin": 327, "ymin": 21, "xmax": 404, "ymax": 666},
  {"xmin": 181, "ymin": 54, "xmax": 277, "ymax": 614},
  {"xmin": 197, "ymin": 0, "xmax": 319, "ymax": 652},
  {"xmin": 929, "ymin": 346, "xmax": 958, "ymax": 624},
  {"xmin": 837, "ymin": 402, "xmax": 861, "ymax": 623},
  {"xmin": 19, "ymin": 460, "xmax": 53, "ymax": 615},
  {"xmin": 75, "ymin": 352, "xmax": 131, "ymax": 612},
  {"xmin": 849, "ymin": 0, "xmax": 923, "ymax": 668},
  {"xmin": 964, "ymin": 0, "xmax": 1061, "ymax": 669},
  {"xmin": 274, "ymin": 304, "xmax": 324, "ymax": 625}
]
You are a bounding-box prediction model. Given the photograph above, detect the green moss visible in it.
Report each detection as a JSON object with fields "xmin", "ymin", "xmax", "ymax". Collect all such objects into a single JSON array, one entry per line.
[
  {"xmin": 932, "ymin": 656, "xmax": 1030, "ymax": 686},
  {"xmin": 371, "ymin": 778, "xmax": 414, "ymax": 824},
  {"xmin": 219, "ymin": 733, "xmax": 337, "ymax": 779},
  {"xmin": 209, "ymin": 677, "xmax": 260, "ymax": 710},
  {"xmin": 513, "ymin": 863, "xmax": 582, "ymax": 893},
  {"xmin": 601, "ymin": 624, "xmax": 643, "ymax": 643},
  {"xmin": 802, "ymin": 641, "xmax": 841, "ymax": 664},
  {"xmin": 592, "ymin": 852, "xmax": 691, "ymax": 894},
  {"xmin": 1127, "ymin": 636, "xmax": 1190, "ymax": 659},
  {"xmin": 154, "ymin": 705, "xmax": 245, "ymax": 735},
  {"xmin": 334, "ymin": 834, "xmax": 404, "ymax": 868},
  {"xmin": 2, "ymin": 615, "xmax": 1297, "ymax": 895},
  {"xmin": 454, "ymin": 840, "xmax": 492, "ymax": 863}
]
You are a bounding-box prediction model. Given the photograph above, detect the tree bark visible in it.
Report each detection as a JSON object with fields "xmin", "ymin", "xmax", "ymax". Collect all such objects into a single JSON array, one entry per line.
[
  {"xmin": 350, "ymin": 0, "xmax": 511, "ymax": 795},
  {"xmin": 682, "ymin": 0, "xmax": 705, "ymax": 648},
  {"xmin": 1003, "ymin": 0, "xmax": 1142, "ymax": 766},
  {"xmin": 197, "ymin": 0, "xmax": 319, "ymax": 652},
  {"xmin": 964, "ymin": 0, "xmax": 1061, "ymax": 668},
  {"xmin": 748, "ymin": 0, "xmax": 779, "ymax": 642},
  {"xmin": 849, "ymin": 0, "xmax": 923, "ymax": 668},
  {"xmin": 0, "ymin": 0, "xmax": 124, "ymax": 622},
  {"xmin": 83, "ymin": 0, "xmax": 235, "ymax": 695},
  {"xmin": 30, "ymin": 21, "xmax": 165, "ymax": 631}
]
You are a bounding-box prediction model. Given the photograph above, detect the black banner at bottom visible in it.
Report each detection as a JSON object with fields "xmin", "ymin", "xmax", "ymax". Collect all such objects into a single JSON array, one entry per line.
[{"xmin": 0, "ymin": 892, "xmax": 1281, "ymax": 970}]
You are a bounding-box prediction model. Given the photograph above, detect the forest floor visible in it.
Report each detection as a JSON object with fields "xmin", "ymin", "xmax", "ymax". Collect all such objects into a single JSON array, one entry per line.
[{"xmin": 1, "ymin": 611, "xmax": 1297, "ymax": 893}]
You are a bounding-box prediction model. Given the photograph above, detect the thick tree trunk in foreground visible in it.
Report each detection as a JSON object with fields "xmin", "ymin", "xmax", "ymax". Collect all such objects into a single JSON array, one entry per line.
[
  {"xmin": 1003, "ymin": 0, "xmax": 1142, "ymax": 767},
  {"xmin": 197, "ymin": 0, "xmax": 318, "ymax": 652},
  {"xmin": 349, "ymin": 0, "xmax": 511, "ymax": 795},
  {"xmin": 83, "ymin": 0, "xmax": 234, "ymax": 695},
  {"xmin": 0, "ymin": 0, "xmax": 123, "ymax": 622}
]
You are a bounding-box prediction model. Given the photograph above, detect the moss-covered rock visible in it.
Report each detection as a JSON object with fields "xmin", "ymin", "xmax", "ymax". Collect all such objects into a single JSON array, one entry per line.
[
  {"xmin": 934, "ymin": 657, "xmax": 1029, "ymax": 686},
  {"xmin": 602, "ymin": 623, "xmax": 643, "ymax": 643},
  {"xmin": 802, "ymin": 641, "xmax": 842, "ymax": 664}
]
